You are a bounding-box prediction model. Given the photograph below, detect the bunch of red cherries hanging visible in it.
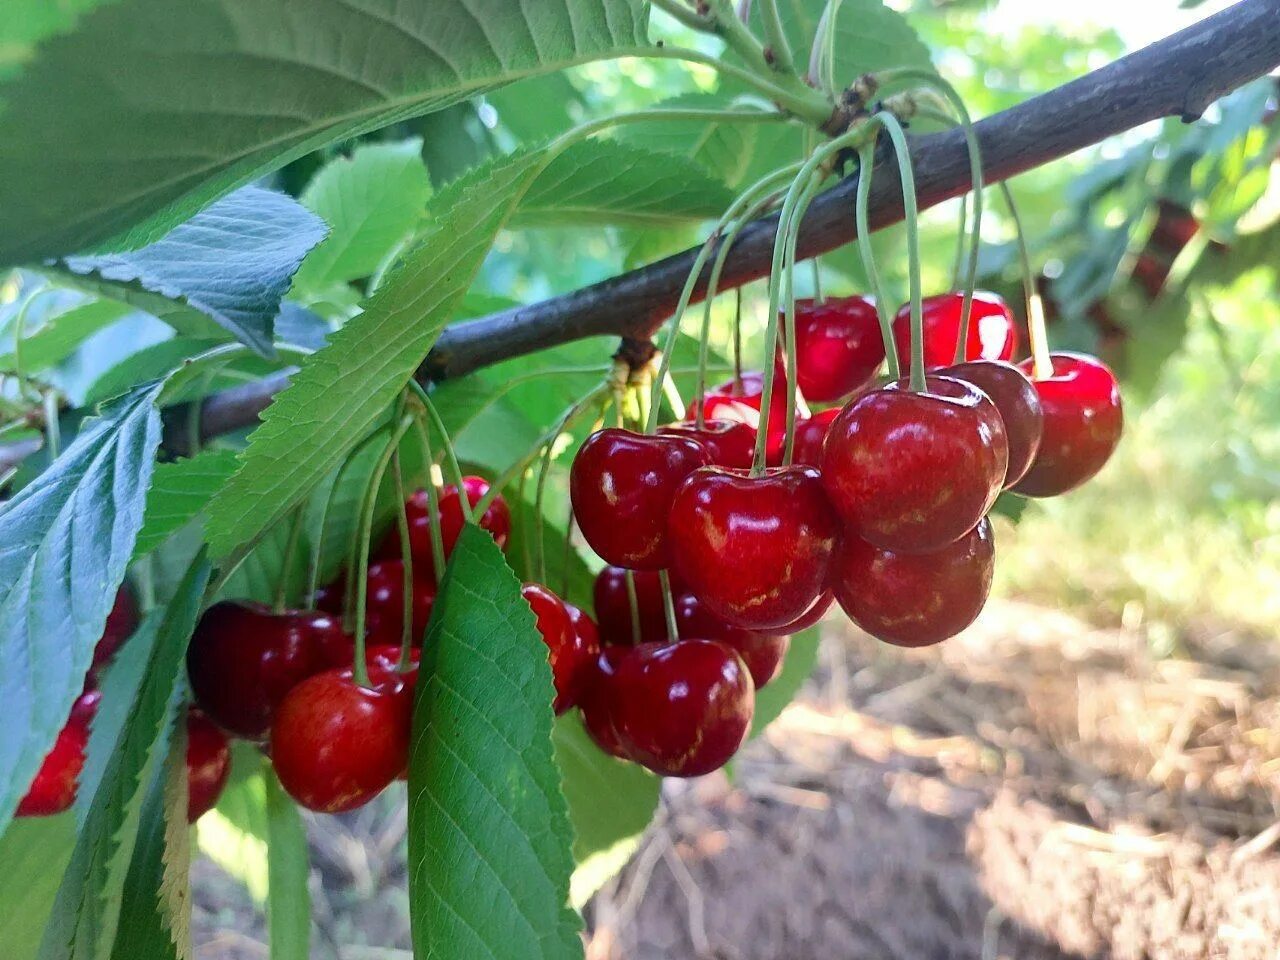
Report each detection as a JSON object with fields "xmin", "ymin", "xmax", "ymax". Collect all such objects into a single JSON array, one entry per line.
[{"xmin": 567, "ymin": 288, "xmax": 1123, "ymax": 777}]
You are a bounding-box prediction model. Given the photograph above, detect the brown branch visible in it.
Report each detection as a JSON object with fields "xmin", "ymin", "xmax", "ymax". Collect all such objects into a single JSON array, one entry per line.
[{"xmin": 50, "ymin": 0, "xmax": 1280, "ymax": 456}]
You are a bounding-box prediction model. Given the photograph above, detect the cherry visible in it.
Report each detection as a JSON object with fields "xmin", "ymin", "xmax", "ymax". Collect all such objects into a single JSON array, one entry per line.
[
  {"xmin": 793, "ymin": 408, "xmax": 841, "ymax": 467},
  {"xmin": 790, "ymin": 295, "xmax": 886, "ymax": 402},
  {"xmin": 578, "ymin": 647, "xmax": 631, "ymax": 760},
  {"xmin": 892, "ymin": 291, "xmax": 1017, "ymax": 370},
  {"xmin": 380, "ymin": 476, "xmax": 510, "ymax": 575},
  {"xmin": 687, "ymin": 365, "xmax": 806, "ymax": 465},
  {"xmin": 675, "ymin": 593, "xmax": 788, "ymax": 688},
  {"xmin": 89, "ymin": 586, "xmax": 140, "ymax": 677},
  {"xmin": 668, "ymin": 466, "xmax": 840, "ymax": 630},
  {"xmin": 821, "ymin": 376, "xmax": 1008, "ymax": 554},
  {"xmin": 186, "ymin": 710, "xmax": 231, "ymax": 823},
  {"xmin": 362, "ymin": 560, "xmax": 437, "ymax": 647},
  {"xmin": 609, "ymin": 639, "xmax": 754, "ymax": 777},
  {"xmin": 659, "ymin": 419, "xmax": 756, "ymax": 469},
  {"xmin": 832, "ymin": 517, "xmax": 994, "ymax": 647},
  {"xmin": 522, "ymin": 584, "xmax": 596, "ymax": 715},
  {"xmin": 944, "ymin": 360, "xmax": 1044, "ymax": 488},
  {"xmin": 570, "ymin": 428, "xmax": 711, "ymax": 570},
  {"xmin": 592, "ymin": 566, "xmax": 670, "ymax": 646},
  {"xmin": 771, "ymin": 589, "xmax": 834, "ymax": 633},
  {"xmin": 1013, "ymin": 353, "xmax": 1123, "ymax": 498},
  {"xmin": 270, "ymin": 667, "xmax": 412, "ymax": 813},
  {"xmin": 186, "ymin": 601, "xmax": 350, "ymax": 740},
  {"xmin": 16, "ymin": 691, "xmax": 100, "ymax": 817}
]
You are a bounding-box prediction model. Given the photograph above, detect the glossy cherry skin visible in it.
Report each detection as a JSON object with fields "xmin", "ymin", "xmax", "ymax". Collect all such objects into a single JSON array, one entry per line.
[
  {"xmin": 89, "ymin": 586, "xmax": 140, "ymax": 676},
  {"xmin": 1013, "ymin": 353, "xmax": 1123, "ymax": 498},
  {"xmin": 675, "ymin": 593, "xmax": 788, "ymax": 689},
  {"xmin": 770, "ymin": 590, "xmax": 834, "ymax": 633},
  {"xmin": 668, "ymin": 466, "xmax": 840, "ymax": 630},
  {"xmin": 821, "ymin": 376, "xmax": 1008, "ymax": 554},
  {"xmin": 593, "ymin": 566, "xmax": 670, "ymax": 646},
  {"xmin": 610, "ymin": 640, "xmax": 755, "ymax": 777},
  {"xmin": 892, "ymin": 291, "xmax": 1018, "ymax": 371},
  {"xmin": 571, "ymin": 428, "xmax": 711, "ymax": 570},
  {"xmin": 186, "ymin": 710, "xmax": 232, "ymax": 823},
  {"xmin": 790, "ymin": 295, "xmax": 886, "ymax": 402},
  {"xmin": 659, "ymin": 419, "xmax": 756, "ymax": 470},
  {"xmin": 833, "ymin": 517, "xmax": 994, "ymax": 647},
  {"xmin": 793, "ymin": 408, "xmax": 841, "ymax": 467},
  {"xmin": 380, "ymin": 476, "xmax": 510, "ymax": 575},
  {"xmin": 270, "ymin": 667, "xmax": 412, "ymax": 813},
  {"xmin": 362, "ymin": 560, "xmax": 437, "ymax": 647},
  {"xmin": 944, "ymin": 360, "xmax": 1044, "ymax": 488},
  {"xmin": 186, "ymin": 601, "xmax": 350, "ymax": 740},
  {"xmin": 523, "ymin": 584, "xmax": 596, "ymax": 715},
  {"xmin": 16, "ymin": 691, "xmax": 100, "ymax": 816},
  {"xmin": 578, "ymin": 647, "xmax": 631, "ymax": 760},
  {"xmin": 688, "ymin": 365, "xmax": 806, "ymax": 465}
]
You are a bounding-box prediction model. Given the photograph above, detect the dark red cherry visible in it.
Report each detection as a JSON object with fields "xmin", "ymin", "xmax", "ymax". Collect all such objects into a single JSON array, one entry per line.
[
  {"xmin": 1013, "ymin": 353, "xmax": 1123, "ymax": 498},
  {"xmin": 592, "ymin": 566, "xmax": 670, "ymax": 646},
  {"xmin": 668, "ymin": 466, "xmax": 840, "ymax": 630},
  {"xmin": 578, "ymin": 647, "xmax": 631, "ymax": 760},
  {"xmin": 789, "ymin": 295, "xmax": 886, "ymax": 402},
  {"xmin": 380, "ymin": 476, "xmax": 510, "ymax": 574},
  {"xmin": 821, "ymin": 376, "xmax": 1008, "ymax": 553},
  {"xmin": 659, "ymin": 419, "xmax": 756, "ymax": 469},
  {"xmin": 832, "ymin": 517, "xmax": 995, "ymax": 647},
  {"xmin": 675, "ymin": 593, "xmax": 787, "ymax": 689},
  {"xmin": 362, "ymin": 560, "xmax": 437, "ymax": 647},
  {"xmin": 944, "ymin": 360, "xmax": 1044, "ymax": 488},
  {"xmin": 185, "ymin": 710, "xmax": 231, "ymax": 823},
  {"xmin": 689, "ymin": 365, "xmax": 806, "ymax": 465},
  {"xmin": 89, "ymin": 586, "xmax": 140, "ymax": 677},
  {"xmin": 610, "ymin": 640, "xmax": 755, "ymax": 777},
  {"xmin": 892, "ymin": 291, "xmax": 1017, "ymax": 370},
  {"xmin": 270, "ymin": 668, "xmax": 412, "ymax": 813},
  {"xmin": 570, "ymin": 429, "xmax": 711, "ymax": 570},
  {"xmin": 16, "ymin": 691, "xmax": 99, "ymax": 816},
  {"xmin": 186, "ymin": 601, "xmax": 350, "ymax": 740},
  {"xmin": 793, "ymin": 408, "xmax": 841, "ymax": 467},
  {"xmin": 522, "ymin": 584, "xmax": 595, "ymax": 715},
  {"xmin": 771, "ymin": 590, "xmax": 834, "ymax": 633}
]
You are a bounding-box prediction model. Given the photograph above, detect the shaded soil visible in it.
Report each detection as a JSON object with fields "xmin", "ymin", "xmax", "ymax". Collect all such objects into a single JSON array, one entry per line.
[{"xmin": 193, "ymin": 601, "xmax": 1280, "ymax": 959}]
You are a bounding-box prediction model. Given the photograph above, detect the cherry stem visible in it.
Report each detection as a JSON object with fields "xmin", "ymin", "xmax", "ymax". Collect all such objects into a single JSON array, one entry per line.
[
  {"xmin": 624, "ymin": 571, "xmax": 644, "ymax": 647},
  {"xmin": 808, "ymin": 0, "xmax": 844, "ymax": 94},
  {"xmin": 658, "ymin": 569, "xmax": 681, "ymax": 643},
  {"xmin": 406, "ymin": 381, "xmax": 473, "ymax": 526},
  {"xmin": 306, "ymin": 428, "xmax": 387, "ymax": 607},
  {"xmin": 853, "ymin": 140, "xmax": 900, "ymax": 380},
  {"xmin": 272, "ymin": 505, "xmax": 306, "ymax": 614},
  {"xmin": 41, "ymin": 390, "xmax": 60, "ymax": 460},
  {"xmin": 951, "ymin": 192, "xmax": 968, "ymax": 290},
  {"xmin": 998, "ymin": 180, "xmax": 1054, "ymax": 381},
  {"xmin": 390, "ymin": 450, "xmax": 416, "ymax": 666},
  {"xmin": 732, "ymin": 288, "xmax": 744, "ymax": 394},
  {"xmin": 756, "ymin": 0, "xmax": 796, "ymax": 75},
  {"xmin": 409, "ymin": 414, "xmax": 448, "ymax": 588},
  {"xmin": 781, "ymin": 171, "xmax": 827, "ymax": 466}
]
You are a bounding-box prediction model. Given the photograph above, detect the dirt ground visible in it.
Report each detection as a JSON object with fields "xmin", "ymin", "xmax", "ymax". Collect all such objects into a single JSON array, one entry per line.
[{"xmin": 192, "ymin": 600, "xmax": 1280, "ymax": 959}]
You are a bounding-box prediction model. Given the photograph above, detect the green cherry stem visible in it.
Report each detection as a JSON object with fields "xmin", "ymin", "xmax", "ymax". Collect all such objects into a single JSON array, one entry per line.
[
  {"xmin": 390, "ymin": 449, "xmax": 417, "ymax": 665},
  {"xmin": 998, "ymin": 180, "xmax": 1054, "ymax": 381},
  {"xmin": 409, "ymin": 414, "xmax": 448, "ymax": 588},
  {"xmin": 272, "ymin": 505, "xmax": 306, "ymax": 614},
  {"xmin": 658, "ymin": 569, "xmax": 681, "ymax": 643},
  {"xmin": 756, "ymin": 0, "xmax": 797, "ymax": 75},
  {"xmin": 853, "ymin": 140, "xmax": 900, "ymax": 380},
  {"xmin": 406, "ymin": 381, "xmax": 473, "ymax": 526},
  {"xmin": 624, "ymin": 571, "xmax": 644, "ymax": 647},
  {"xmin": 780, "ymin": 170, "xmax": 828, "ymax": 465},
  {"xmin": 41, "ymin": 390, "xmax": 60, "ymax": 460}
]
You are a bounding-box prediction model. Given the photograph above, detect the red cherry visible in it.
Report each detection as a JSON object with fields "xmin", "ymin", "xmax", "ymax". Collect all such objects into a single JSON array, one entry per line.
[
  {"xmin": 675, "ymin": 593, "xmax": 787, "ymax": 688},
  {"xmin": 789, "ymin": 295, "xmax": 886, "ymax": 402},
  {"xmin": 688, "ymin": 365, "xmax": 806, "ymax": 465},
  {"xmin": 362, "ymin": 560, "xmax": 437, "ymax": 647},
  {"xmin": 821, "ymin": 376, "xmax": 1008, "ymax": 553},
  {"xmin": 668, "ymin": 466, "xmax": 840, "ymax": 630},
  {"xmin": 270, "ymin": 668, "xmax": 412, "ymax": 813},
  {"xmin": 944, "ymin": 360, "xmax": 1045, "ymax": 488},
  {"xmin": 522, "ymin": 584, "xmax": 595, "ymax": 715},
  {"xmin": 610, "ymin": 640, "xmax": 755, "ymax": 777},
  {"xmin": 570, "ymin": 429, "xmax": 711, "ymax": 570},
  {"xmin": 1013, "ymin": 353, "xmax": 1123, "ymax": 497},
  {"xmin": 832, "ymin": 517, "xmax": 995, "ymax": 647},
  {"xmin": 380, "ymin": 476, "xmax": 511, "ymax": 575},
  {"xmin": 578, "ymin": 647, "xmax": 631, "ymax": 760},
  {"xmin": 592, "ymin": 566, "xmax": 669, "ymax": 646},
  {"xmin": 186, "ymin": 601, "xmax": 350, "ymax": 740},
  {"xmin": 185, "ymin": 710, "xmax": 231, "ymax": 823},
  {"xmin": 792, "ymin": 408, "xmax": 841, "ymax": 467},
  {"xmin": 771, "ymin": 590, "xmax": 834, "ymax": 633},
  {"xmin": 659, "ymin": 419, "xmax": 756, "ymax": 469},
  {"xmin": 89, "ymin": 586, "xmax": 140, "ymax": 677},
  {"xmin": 892, "ymin": 291, "xmax": 1017, "ymax": 371},
  {"xmin": 16, "ymin": 691, "xmax": 99, "ymax": 816}
]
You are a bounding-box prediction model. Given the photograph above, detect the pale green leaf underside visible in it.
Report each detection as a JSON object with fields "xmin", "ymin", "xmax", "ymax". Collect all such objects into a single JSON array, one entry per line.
[
  {"xmin": 0, "ymin": 0, "xmax": 649, "ymax": 265},
  {"xmin": 408, "ymin": 526, "xmax": 582, "ymax": 960}
]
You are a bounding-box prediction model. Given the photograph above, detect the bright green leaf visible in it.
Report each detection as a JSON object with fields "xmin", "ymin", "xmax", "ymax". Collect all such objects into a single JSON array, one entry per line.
[
  {"xmin": 265, "ymin": 769, "xmax": 310, "ymax": 960},
  {"xmin": 0, "ymin": 381, "xmax": 164, "ymax": 831},
  {"xmin": 134, "ymin": 451, "xmax": 241, "ymax": 559},
  {"xmin": 757, "ymin": 0, "xmax": 932, "ymax": 82},
  {"xmin": 617, "ymin": 92, "xmax": 760, "ymax": 188},
  {"xmin": 0, "ymin": 301, "xmax": 130, "ymax": 372},
  {"xmin": 408, "ymin": 525, "xmax": 582, "ymax": 960},
  {"xmin": 0, "ymin": 815, "xmax": 76, "ymax": 960}
]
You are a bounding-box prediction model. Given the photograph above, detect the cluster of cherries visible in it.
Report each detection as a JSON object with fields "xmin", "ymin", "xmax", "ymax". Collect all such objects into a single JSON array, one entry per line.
[
  {"xmin": 568, "ymin": 290, "xmax": 1123, "ymax": 777},
  {"xmin": 17, "ymin": 588, "xmax": 231, "ymax": 822}
]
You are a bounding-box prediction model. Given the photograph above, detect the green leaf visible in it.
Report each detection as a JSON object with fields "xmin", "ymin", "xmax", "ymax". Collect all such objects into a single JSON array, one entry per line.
[
  {"xmin": 0, "ymin": 381, "xmax": 164, "ymax": 831},
  {"xmin": 134, "ymin": 451, "xmax": 241, "ymax": 559},
  {"xmin": 195, "ymin": 745, "xmax": 270, "ymax": 904},
  {"xmin": 511, "ymin": 139, "xmax": 735, "ymax": 228},
  {"xmin": 408, "ymin": 525, "xmax": 582, "ymax": 960},
  {"xmin": 617, "ymin": 93, "xmax": 760, "ymax": 188},
  {"xmin": 57, "ymin": 187, "xmax": 328, "ymax": 357},
  {"xmin": 758, "ymin": 0, "xmax": 932, "ymax": 81},
  {"xmin": 0, "ymin": 815, "xmax": 76, "ymax": 960},
  {"xmin": 0, "ymin": 300, "xmax": 130, "ymax": 372},
  {"xmin": 265, "ymin": 769, "xmax": 310, "ymax": 960},
  {"xmin": 553, "ymin": 717, "xmax": 658, "ymax": 908},
  {"xmin": 749, "ymin": 626, "xmax": 820, "ymax": 738},
  {"xmin": 203, "ymin": 150, "xmax": 544, "ymax": 560},
  {"xmin": 39, "ymin": 554, "xmax": 210, "ymax": 960},
  {"xmin": 296, "ymin": 139, "xmax": 433, "ymax": 290},
  {"xmin": 0, "ymin": 0, "xmax": 649, "ymax": 264}
]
